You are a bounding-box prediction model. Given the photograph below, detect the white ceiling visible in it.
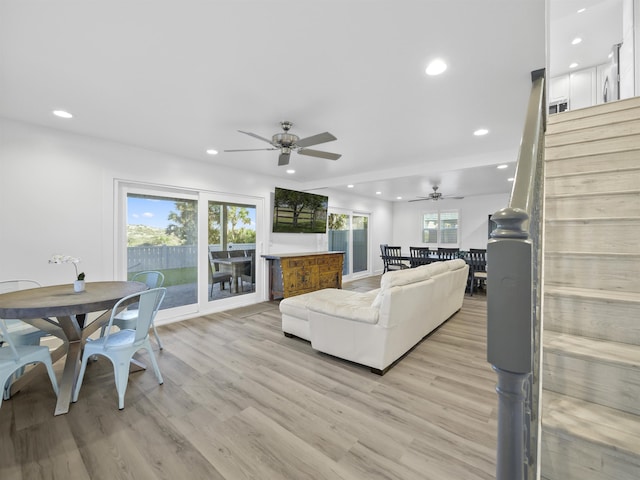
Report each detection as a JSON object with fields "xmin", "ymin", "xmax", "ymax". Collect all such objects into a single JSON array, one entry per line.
[{"xmin": 0, "ymin": 1, "xmax": 622, "ymax": 203}]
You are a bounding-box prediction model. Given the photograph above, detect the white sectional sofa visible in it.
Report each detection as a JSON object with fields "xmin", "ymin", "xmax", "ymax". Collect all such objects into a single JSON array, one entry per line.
[{"xmin": 279, "ymin": 259, "xmax": 469, "ymax": 374}]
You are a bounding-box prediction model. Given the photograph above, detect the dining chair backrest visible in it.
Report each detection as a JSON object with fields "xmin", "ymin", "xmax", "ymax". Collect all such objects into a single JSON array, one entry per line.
[
  {"xmin": 468, "ymin": 249, "xmax": 487, "ymax": 272},
  {"xmin": 103, "ymin": 288, "xmax": 166, "ymax": 347},
  {"xmin": 131, "ymin": 271, "xmax": 164, "ymax": 289},
  {"xmin": 409, "ymin": 247, "xmax": 430, "ymax": 267},
  {"xmin": 209, "ymin": 251, "xmax": 226, "ymax": 272},
  {"xmin": 437, "ymin": 247, "xmax": 460, "ymax": 260},
  {"xmin": 211, "ymin": 250, "xmax": 228, "ymax": 260},
  {"xmin": 0, "ymin": 279, "xmax": 41, "ymax": 295},
  {"xmin": 0, "ymin": 280, "xmax": 46, "ymax": 344},
  {"xmin": 228, "ymin": 249, "xmax": 245, "ymax": 258},
  {"xmin": 384, "ymin": 246, "xmax": 401, "ymax": 262}
]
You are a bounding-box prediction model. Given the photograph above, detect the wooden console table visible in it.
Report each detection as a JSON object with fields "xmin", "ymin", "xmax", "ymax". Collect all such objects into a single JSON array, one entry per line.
[{"xmin": 262, "ymin": 251, "xmax": 344, "ymax": 300}]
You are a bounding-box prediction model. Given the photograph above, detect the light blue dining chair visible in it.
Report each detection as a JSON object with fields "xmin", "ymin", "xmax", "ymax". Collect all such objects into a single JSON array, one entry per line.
[
  {"xmin": 101, "ymin": 271, "xmax": 165, "ymax": 350},
  {"xmin": 73, "ymin": 287, "xmax": 166, "ymax": 410},
  {"xmin": 0, "ymin": 318, "xmax": 59, "ymax": 409},
  {"xmin": 0, "ymin": 279, "xmax": 51, "ymax": 400}
]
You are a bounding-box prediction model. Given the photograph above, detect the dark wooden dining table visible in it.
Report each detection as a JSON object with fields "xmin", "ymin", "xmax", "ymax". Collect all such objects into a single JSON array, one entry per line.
[{"xmin": 0, "ymin": 281, "xmax": 147, "ymax": 415}]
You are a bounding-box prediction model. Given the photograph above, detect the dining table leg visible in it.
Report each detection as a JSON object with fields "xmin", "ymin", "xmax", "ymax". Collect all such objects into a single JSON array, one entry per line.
[{"xmin": 53, "ymin": 315, "xmax": 83, "ymax": 416}]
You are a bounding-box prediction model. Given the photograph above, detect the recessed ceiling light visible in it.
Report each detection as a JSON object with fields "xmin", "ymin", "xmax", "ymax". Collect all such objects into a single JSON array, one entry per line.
[
  {"xmin": 286, "ymin": 169, "xmax": 295, "ymax": 174},
  {"xmin": 474, "ymin": 128, "xmax": 489, "ymax": 136},
  {"xmin": 569, "ymin": 62, "xmax": 579, "ymax": 69},
  {"xmin": 206, "ymin": 149, "xmax": 218, "ymax": 155},
  {"xmin": 497, "ymin": 164, "xmax": 508, "ymax": 169},
  {"xmin": 53, "ymin": 110, "xmax": 73, "ymax": 119},
  {"xmin": 577, "ymin": 8, "xmax": 586, "ymax": 13},
  {"xmin": 571, "ymin": 37, "xmax": 582, "ymax": 45},
  {"xmin": 425, "ymin": 59, "xmax": 447, "ymax": 76},
  {"xmin": 508, "ymin": 177, "xmax": 515, "ymax": 182},
  {"xmin": 347, "ymin": 184, "xmax": 354, "ymax": 188},
  {"xmin": 396, "ymin": 196, "xmax": 403, "ymax": 200},
  {"xmin": 375, "ymin": 191, "xmax": 382, "ymax": 195}
]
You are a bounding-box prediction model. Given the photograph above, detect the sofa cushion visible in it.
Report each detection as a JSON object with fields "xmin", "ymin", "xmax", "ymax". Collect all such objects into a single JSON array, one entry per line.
[
  {"xmin": 444, "ymin": 258, "xmax": 467, "ymax": 271},
  {"xmin": 307, "ymin": 293, "xmax": 380, "ymax": 324},
  {"xmin": 381, "ymin": 261, "xmax": 449, "ymax": 289},
  {"xmin": 280, "ymin": 288, "xmax": 366, "ymax": 321}
]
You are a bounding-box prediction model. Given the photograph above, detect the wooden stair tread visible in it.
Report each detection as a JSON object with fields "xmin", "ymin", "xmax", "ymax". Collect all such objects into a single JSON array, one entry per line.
[
  {"xmin": 548, "ymin": 97, "xmax": 640, "ymax": 125},
  {"xmin": 546, "ymin": 217, "xmax": 640, "ymax": 224},
  {"xmin": 545, "ymin": 286, "xmax": 640, "ymax": 304},
  {"xmin": 545, "ymin": 251, "xmax": 640, "ymax": 258},
  {"xmin": 544, "ymin": 331, "xmax": 640, "ymax": 369},
  {"xmin": 545, "ymin": 188, "xmax": 640, "ymax": 199},
  {"xmin": 542, "ymin": 390, "xmax": 640, "ymax": 459},
  {"xmin": 546, "ymin": 166, "xmax": 640, "ymax": 180}
]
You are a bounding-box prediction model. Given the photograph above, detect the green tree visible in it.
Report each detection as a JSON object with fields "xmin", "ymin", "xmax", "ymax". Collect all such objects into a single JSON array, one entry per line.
[
  {"xmin": 167, "ymin": 200, "xmax": 197, "ymax": 245},
  {"xmin": 208, "ymin": 203, "xmax": 222, "ymax": 244},
  {"xmin": 227, "ymin": 206, "xmax": 252, "ymax": 242},
  {"xmin": 328, "ymin": 213, "xmax": 348, "ymax": 230}
]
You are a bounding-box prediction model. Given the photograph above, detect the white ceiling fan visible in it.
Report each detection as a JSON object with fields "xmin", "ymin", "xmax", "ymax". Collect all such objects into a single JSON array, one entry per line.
[
  {"xmin": 409, "ymin": 185, "xmax": 464, "ymax": 202},
  {"xmin": 224, "ymin": 121, "xmax": 341, "ymax": 166}
]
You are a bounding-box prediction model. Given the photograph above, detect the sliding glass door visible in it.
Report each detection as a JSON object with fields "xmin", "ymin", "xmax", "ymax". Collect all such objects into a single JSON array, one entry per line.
[
  {"xmin": 328, "ymin": 210, "xmax": 369, "ymax": 279},
  {"xmin": 124, "ymin": 190, "xmax": 199, "ymax": 316},
  {"xmin": 207, "ymin": 199, "xmax": 257, "ymax": 302},
  {"xmin": 119, "ymin": 183, "xmax": 263, "ymax": 318}
]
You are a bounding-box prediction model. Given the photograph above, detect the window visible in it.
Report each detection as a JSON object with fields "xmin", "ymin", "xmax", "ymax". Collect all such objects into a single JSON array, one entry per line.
[{"xmin": 422, "ymin": 210, "xmax": 459, "ymax": 246}]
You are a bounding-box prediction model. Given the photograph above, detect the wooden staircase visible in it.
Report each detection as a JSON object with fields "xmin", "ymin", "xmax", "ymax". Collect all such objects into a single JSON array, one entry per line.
[{"xmin": 541, "ymin": 97, "xmax": 640, "ymax": 479}]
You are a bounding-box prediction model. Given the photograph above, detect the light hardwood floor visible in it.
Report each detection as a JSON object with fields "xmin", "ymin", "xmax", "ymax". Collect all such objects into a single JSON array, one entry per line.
[{"xmin": 0, "ymin": 277, "xmax": 495, "ymax": 480}]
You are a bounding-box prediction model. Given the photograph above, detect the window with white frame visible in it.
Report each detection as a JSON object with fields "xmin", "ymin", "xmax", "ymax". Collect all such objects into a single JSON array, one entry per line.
[{"xmin": 422, "ymin": 210, "xmax": 459, "ymax": 246}]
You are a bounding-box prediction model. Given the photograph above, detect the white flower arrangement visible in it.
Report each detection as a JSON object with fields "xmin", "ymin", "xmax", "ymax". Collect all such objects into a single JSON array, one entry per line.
[{"xmin": 49, "ymin": 254, "xmax": 85, "ymax": 280}]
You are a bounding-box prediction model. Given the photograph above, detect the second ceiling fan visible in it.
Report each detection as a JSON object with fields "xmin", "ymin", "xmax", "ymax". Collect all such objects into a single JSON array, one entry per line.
[
  {"xmin": 409, "ymin": 185, "xmax": 465, "ymax": 202},
  {"xmin": 224, "ymin": 121, "xmax": 341, "ymax": 166}
]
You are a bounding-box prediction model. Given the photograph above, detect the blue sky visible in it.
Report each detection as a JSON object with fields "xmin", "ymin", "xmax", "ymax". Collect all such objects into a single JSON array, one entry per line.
[
  {"xmin": 128, "ymin": 196, "xmax": 175, "ymax": 229},
  {"xmin": 127, "ymin": 196, "xmax": 257, "ymax": 230}
]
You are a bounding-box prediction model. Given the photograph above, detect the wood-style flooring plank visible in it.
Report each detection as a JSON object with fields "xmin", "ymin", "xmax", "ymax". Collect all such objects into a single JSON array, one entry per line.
[{"xmin": 0, "ymin": 279, "xmax": 496, "ymax": 480}]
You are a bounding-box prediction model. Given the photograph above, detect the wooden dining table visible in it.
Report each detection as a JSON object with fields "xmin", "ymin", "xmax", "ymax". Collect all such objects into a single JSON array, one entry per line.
[{"xmin": 0, "ymin": 281, "xmax": 147, "ymax": 415}]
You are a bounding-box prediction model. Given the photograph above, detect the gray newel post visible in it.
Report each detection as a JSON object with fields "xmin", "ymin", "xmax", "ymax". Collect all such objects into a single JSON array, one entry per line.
[{"xmin": 487, "ymin": 207, "xmax": 533, "ymax": 480}]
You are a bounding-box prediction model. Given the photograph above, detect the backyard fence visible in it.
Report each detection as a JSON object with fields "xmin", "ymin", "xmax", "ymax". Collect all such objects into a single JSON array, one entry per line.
[{"xmin": 127, "ymin": 244, "xmax": 256, "ymax": 271}]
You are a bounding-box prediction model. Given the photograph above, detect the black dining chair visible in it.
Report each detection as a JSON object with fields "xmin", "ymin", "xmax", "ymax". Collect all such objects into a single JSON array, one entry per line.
[
  {"xmin": 467, "ymin": 248, "xmax": 488, "ymax": 295},
  {"xmin": 409, "ymin": 247, "xmax": 431, "ymax": 268},
  {"xmin": 437, "ymin": 247, "xmax": 460, "ymax": 261},
  {"xmin": 209, "ymin": 251, "xmax": 232, "ymax": 296},
  {"xmin": 382, "ymin": 245, "xmax": 409, "ymax": 273}
]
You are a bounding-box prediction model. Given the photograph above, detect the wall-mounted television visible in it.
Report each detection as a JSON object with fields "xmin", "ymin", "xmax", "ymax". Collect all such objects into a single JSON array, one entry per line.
[{"xmin": 272, "ymin": 187, "xmax": 328, "ymax": 234}]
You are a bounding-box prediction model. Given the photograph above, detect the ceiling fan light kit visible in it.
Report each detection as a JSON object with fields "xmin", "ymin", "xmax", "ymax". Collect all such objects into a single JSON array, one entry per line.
[{"xmin": 225, "ymin": 121, "xmax": 341, "ymax": 166}]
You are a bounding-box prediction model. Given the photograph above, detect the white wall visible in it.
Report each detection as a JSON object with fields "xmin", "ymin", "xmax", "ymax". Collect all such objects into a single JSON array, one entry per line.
[
  {"xmin": 391, "ymin": 193, "xmax": 509, "ymax": 252},
  {"xmin": 0, "ymin": 118, "xmax": 509, "ymax": 317},
  {"xmin": 0, "ymin": 119, "xmax": 393, "ymax": 305}
]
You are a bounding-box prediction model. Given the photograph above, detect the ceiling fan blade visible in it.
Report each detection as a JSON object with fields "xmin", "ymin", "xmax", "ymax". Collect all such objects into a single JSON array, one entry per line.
[
  {"xmin": 295, "ymin": 132, "xmax": 337, "ymax": 148},
  {"xmin": 408, "ymin": 197, "xmax": 431, "ymax": 202},
  {"xmin": 224, "ymin": 148, "xmax": 278, "ymax": 152},
  {"xmin": 445, "ymin": 196, "xmax": 465, "ymax": 200},
  {"xmin": 238, "ymin": 130, "xmax": 274, "ymax": 145},
  {"xmin": 278, "ymin": 152, "xmax": 291, "ymax": 166},
  {"xmin": 297, "ymin": 148, "xmax": 341, "ymax": 160}
]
